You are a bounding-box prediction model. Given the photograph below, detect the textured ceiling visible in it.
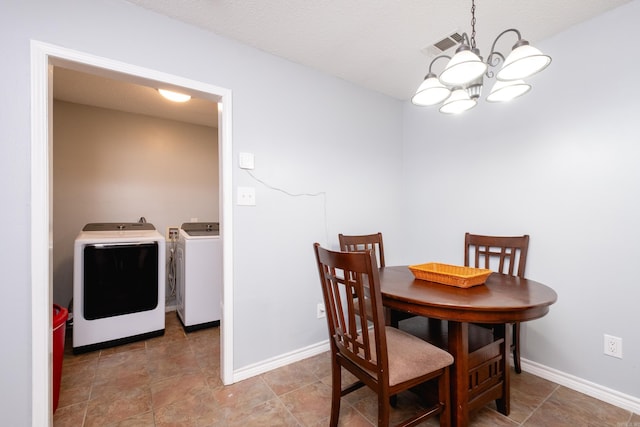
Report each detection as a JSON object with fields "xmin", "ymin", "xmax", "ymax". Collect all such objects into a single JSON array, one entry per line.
[
  {"xmin": 124, "ymin": 0, "xmax": 632, "ymax": 100},
  {"xmin": 54, "ymin": 0, "xmax": 632, "ymax": 127}
]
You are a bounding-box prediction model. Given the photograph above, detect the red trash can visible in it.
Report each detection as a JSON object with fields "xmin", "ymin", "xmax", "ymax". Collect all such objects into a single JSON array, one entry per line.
[{"xmin": 52, "ymin": 304, "xmax": 68, "ymax": 414}]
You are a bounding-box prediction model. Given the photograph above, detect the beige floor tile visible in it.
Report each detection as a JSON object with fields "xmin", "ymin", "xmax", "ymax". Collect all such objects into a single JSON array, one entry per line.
[
  {"xmin": 90, "ymin": 370, "xmax": 151, "ymax": 401},
  {"xmin": 296, "ymin": 351, "xmax": 332, "ymax": 380},
  {"xmin": 350, "ymin": 389, "xmax": 440, "ymax": 426},
  {"xmin": 99, "ymin": 340, "xmax": 146, "ymax": 356},
  {"xmin": 279, "ymin": 381, "xmax": 333, "ymax": 426},
  {"xmin": 201, "ymin": 364, "xmax": 224, "ymax": 389},
  {"xmin": 54, "ymin": 311, "xmax": 637, "ymax": 427},
  {"xmin": 57, "ymin": 382, "xmax": 92, "ymax": 408},
  {"xmin": 108, "ymin": 410, "xmax": 155, "ymax": 427},
  {"xmin": 162, "ymin": 324, "xmax": 189, "ymax": 342},
  {"xmin": 95, "ymin": 348, "xmax": 148, "ymax": 378},
  {"xmin": 261, "ymin": 358, "xmax": 321, "ymax": 396},
  {"xmin": 52, "ymin": 401, "xmax": 87, "ymax": 427},
  {"xmin": 146, "ymin": 351, "xmax": 202, "ymax": 383},
  {"xmin": 211, "ymin": 375, "xmax": 277, "ymax": 410},
  {"xmin": 145, "ymin": 337, "xmax": 192, "ymax": 361},
  {"xmin": 151, "ymin": 372, "xmax": 210, "ymax": 409},
  {"xmin": 84, "ymin": 390, "xmax": 152, "ymax": 427},
  {"xmin": 335, "ymin": 404, "xmax": 376, "ymax": 427},
  {"xmin": 153, "ymin": 389, "xmax": 226, "ymax": 427},
  {"xmin": 467, "ymin": 406, "xmax": 518, "ymax": 426},
  {"xmin": 194, "ymin": 350, "xmax": 219, "ymax": 371},
  {"xmin": 524, "ymin": 386, "xmax": 631, "ymax": 426},
  {"xmin": 507, "ymin": 369, "xmax": 559, "ymax": 423},
  {"xmin": 60, "ymin": 358, "xmax": 97, "ymax": 389},
  {"xmin": 62, "ymin": 346, "xmax": 100, "ymax": 368},
  {"xmin": 225, "ymin": 397, "xmax": 301, "ymax": 426}
]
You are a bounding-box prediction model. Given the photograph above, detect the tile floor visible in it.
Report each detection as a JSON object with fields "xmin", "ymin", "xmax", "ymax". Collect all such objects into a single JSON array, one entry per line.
[{"xmin": 54, "ymin": 312, "xmax": 640, "ymax": 426}]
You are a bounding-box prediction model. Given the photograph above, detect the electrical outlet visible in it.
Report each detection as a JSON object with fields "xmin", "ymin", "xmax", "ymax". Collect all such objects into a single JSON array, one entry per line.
[
  {"xmin": 317, "ymin": 303, "xmax": 326, "ymax": 319},
  {"xmin": 237, "ymin": 186, "xmax": 256, "ymax": 206},
  {"xmin": 604, "ymin": 334, "xmax": 622, "ymax": 359},
  {"xmin": 166, "ymin": 227, "xmax": 179, "ymax": 241}
]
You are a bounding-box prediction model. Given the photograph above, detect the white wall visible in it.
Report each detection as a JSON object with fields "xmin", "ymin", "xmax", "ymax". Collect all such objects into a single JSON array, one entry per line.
[
  {"xmin": 1, "ymin": 0, "xmax": 402, "ymax": 423},
  {"xmin": 52, "ymin": 100, "xmax": 219, "ymax": 308},
  {"xmin": 3, "ymin": 0, "xmax": 639, "ymax": 423},
  {"xmin": 401, "ymin": 0, "xmax": 640, "ymax": 399}
]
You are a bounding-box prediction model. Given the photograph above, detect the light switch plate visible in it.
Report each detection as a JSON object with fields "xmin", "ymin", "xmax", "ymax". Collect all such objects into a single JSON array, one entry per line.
[
  {"xmin": 239, "ymin": 152, "xmax": 255, "ymax": 170},
  {"xmin": 237, "ymin": 186, "xmax": 256, "ymax": 206}
]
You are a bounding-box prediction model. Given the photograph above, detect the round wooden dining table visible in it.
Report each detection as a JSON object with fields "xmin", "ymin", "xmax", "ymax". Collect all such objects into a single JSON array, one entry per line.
[{"xmin": 378, "ymin": 266, "xmax": 557, "ymax": 427}]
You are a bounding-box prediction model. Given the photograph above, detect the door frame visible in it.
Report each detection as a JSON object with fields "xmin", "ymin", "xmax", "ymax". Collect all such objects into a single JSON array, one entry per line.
[{"xmin": 30, "ymin": 40, "xmax": 234, "ymax": 426}]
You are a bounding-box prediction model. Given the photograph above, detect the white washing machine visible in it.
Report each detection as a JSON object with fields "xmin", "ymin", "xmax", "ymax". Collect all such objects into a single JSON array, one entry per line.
[
  {"xmin": 176, "ymin": 222, "xmax": 222, "ymax": 331},
  {"xmin": 73, "ymin": 222, "xmax": 165, "ymax": 353}
]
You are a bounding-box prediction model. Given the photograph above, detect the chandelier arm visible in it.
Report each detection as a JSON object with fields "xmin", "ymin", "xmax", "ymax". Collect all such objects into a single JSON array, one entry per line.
[
  {"xmin": 460, "ymin": 32, "xmax": 471, "ymax": 49},
  {"xmin": 486, "ymin": 28, "xmax": 522, "ymax": 67},
  {"xmin": 427, "ymin": 54, "xmax": 452, "ymax": 74},
  {"xmin": 485, "ymin": 51, "xmax": 505, "ymax": 77}
]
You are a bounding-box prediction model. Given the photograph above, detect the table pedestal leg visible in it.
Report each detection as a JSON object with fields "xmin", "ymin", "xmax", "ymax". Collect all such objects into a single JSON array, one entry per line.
[
  {"xmin": 495, "ymin": 323, "xmax": 511, "ymax": 415},
  {"xmin": 448, "ymin": 321, "xmax": 469, "ymax": 427}
]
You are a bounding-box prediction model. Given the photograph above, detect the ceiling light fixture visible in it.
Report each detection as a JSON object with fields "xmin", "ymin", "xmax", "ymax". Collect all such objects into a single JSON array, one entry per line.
[
  {"xmin": 412, "ymin": 0, "xmax": 551, "ymax": 114},
  {"xmin": 158, "ymin": 88, "xmax": 191, "ymax": 103}
]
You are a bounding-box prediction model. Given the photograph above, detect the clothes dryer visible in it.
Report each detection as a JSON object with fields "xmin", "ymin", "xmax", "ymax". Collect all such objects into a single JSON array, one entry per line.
[
  {"xmin": 176, "ymin": 222, "xmax": 222, "ymax": 331},
  {"xmin": 73, "ymin": 223, "xmax": 165, "ymax": 353}
]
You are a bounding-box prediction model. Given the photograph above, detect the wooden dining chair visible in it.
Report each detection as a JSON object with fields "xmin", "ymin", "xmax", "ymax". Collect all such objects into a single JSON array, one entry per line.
[
  {"xmin": 338, "ymin": 232, "xmax": 386, "ymax": 268},
  {"xmin": 339, "ymin": 232, "xmax": 384, "ymax": 322},
  {"xmin": 464, "ymin": 232, "xmax": 530, "ymax": 373},
  {"xmin": 339, "ymin": 232, "xmax": 413, "ymax": 327},
  {"xmin": 314, "ymin": 243, "xmax": 453, "ymax": 427}
]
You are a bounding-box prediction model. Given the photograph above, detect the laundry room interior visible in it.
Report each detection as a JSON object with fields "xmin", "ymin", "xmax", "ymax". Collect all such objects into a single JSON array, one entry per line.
[{"xmin": 51, "ymin": 65, "xmax": 222, "ymax": 344}]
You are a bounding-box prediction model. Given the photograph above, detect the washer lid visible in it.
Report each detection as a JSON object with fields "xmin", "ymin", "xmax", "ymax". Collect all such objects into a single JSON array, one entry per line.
[
  {"xmin": 82, "ymin": 222, "xmax": 156, "ymax": 231},
  {"xmin": 180, "ymin": 222, "xmax": 219, "ymax": 236}
]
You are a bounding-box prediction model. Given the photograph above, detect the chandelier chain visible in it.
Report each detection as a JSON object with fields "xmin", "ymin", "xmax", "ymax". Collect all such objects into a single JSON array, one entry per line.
[{"xmin": 470, "ymin": 0, "xmax": 477, "ymax": 50}]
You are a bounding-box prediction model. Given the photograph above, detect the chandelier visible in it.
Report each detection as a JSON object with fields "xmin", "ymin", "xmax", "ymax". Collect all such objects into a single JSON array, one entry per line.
[{"xmin": 411, "ymin": 0, "xmax": 551, "ymax": 114}]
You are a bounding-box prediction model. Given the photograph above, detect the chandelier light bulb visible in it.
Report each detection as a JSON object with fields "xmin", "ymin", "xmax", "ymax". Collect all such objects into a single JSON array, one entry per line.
[
  {"xmin": 496, "ymin": 42, "xmax": 551, "ymax": 81},
  {"xmin": 411, "ymin": 74, "xmax": 452, "ymax": 106},
  {"xmin": 439, "ymin": 88, "xmax": 477, "ymax": 114},
  {"xmin": 439, "ymin": 48, "xmax": 488, "ymax": 87},
  {"xmin": 486, "ymin": 79, "xmax": 531, "ymax": 102}
]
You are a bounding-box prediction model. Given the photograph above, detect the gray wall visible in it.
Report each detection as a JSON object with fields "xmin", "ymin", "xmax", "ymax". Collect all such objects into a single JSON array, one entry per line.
[
  {"xmin": 401, "ymin": 1, "xmax": 640, "ymax": 399},
  {"xmin": 53, "ymin": 100, "xmax": 219, "ymax": 308},
  {"xmin": 1, "ymin": 0, "xmax": 639, "ymax": 424},
  {"xmin": 1, "ymin": 0, "xmax": 403, "ymax": 423}
]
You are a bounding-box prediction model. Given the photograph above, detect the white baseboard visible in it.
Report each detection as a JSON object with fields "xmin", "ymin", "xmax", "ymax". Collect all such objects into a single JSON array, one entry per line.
[
  {"xmin": 521, "ymin": 358, "xmax": 640, "ymax": 414},
  {"xmin": 226, "ymin": 338, "xmax": 640, "ymax": 416},
  {"xmin": 233, "ymin": 340, "xmax": 330, "ymax": 383},
  {"xmin": 230, "ymin": 346, "xmax": 639, "ymax": 414}
]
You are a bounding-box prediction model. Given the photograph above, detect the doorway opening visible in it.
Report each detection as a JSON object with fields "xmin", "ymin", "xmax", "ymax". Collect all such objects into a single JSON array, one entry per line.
[{"xmin": 31, "ymin": 41, "xmax": 234, "ymax": 427}]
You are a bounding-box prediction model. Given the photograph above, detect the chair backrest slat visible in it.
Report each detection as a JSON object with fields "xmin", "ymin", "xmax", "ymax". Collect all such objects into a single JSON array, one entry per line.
[
  {"xmin": 314, "ymin": 243, "xmax": 386, "ymax": 376},
  {"xmin": 338, "ymin": 232, "xmax": 385, "ymax": 268},
  {"xmin": 465, "ymin": 232, "xmax": 529, "ymax": 278}
]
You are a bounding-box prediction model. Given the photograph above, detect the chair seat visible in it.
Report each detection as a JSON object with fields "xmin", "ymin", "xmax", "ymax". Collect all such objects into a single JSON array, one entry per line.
[{"xmin": 370, "ymin": 326, "xmax": 453, "ymax": 386}]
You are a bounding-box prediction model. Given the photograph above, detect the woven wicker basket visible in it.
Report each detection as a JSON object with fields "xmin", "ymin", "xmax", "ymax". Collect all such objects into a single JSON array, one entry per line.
[{"xmin": 408, "ymin": 263, "xmax": 492, "ymax": 288}]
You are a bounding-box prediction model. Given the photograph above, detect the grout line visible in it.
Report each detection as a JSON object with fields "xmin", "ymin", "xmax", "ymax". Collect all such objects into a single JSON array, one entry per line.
[
  {"xmin": 258, "ymin": 376, "xmax": 306, "ymax": 426},
  {"xmin": 518, "ymin": 382, "xmax": 561, "ymax": 425},
  {"xmin": 276, "ymin": 391, "xmax": 305, "ymax": 427}
]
